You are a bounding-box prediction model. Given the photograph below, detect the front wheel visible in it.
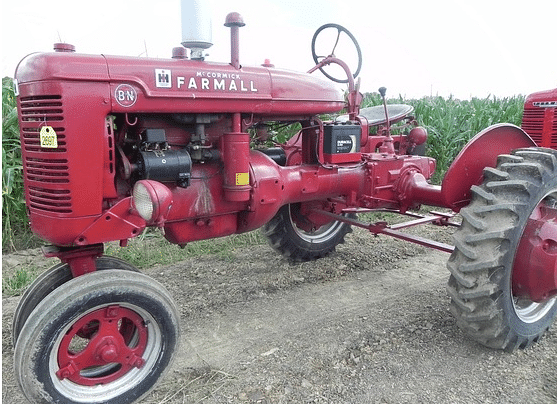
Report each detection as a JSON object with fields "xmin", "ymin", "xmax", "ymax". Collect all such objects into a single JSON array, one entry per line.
[
  {"xmin": 12, "ymin": 256, "xmax": 139, "ymax": 345},
  {"xmin": 262, "ymin": 203, "xmax": 354, "ymax": 261},
  {"xmin": 447, "ymin": 148, "xmax": 557, "ymax": 351},
  {"xmin": 14, "ymin": 269, "xmax": 180, "ymax": 404}
]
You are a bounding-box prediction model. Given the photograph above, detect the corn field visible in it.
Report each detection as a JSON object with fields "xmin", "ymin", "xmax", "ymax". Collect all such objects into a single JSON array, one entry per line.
[
  {"xmin": 405, "ymin": 94, "xmax": 524, "ymax": 182},
  {"xmin": 1, "ymin": 78, "xmax": 524, "ymax": 251},
  {"xmin": 2, "ymin": 77, "xmax": 29, "ymax": 251}
]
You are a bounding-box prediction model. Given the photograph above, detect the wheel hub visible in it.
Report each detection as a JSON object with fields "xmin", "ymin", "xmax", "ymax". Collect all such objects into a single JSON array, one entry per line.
[
  {"xmin": 97, "ymin": 339, "xmax": 119, "ymax": 363},
  {"xmin": 56, "ymin": 305, "xmax": 148, "ymax": 386},
  {"xmin": 512, "ymin": 200, "xmax": 557, "ymax": 302}
]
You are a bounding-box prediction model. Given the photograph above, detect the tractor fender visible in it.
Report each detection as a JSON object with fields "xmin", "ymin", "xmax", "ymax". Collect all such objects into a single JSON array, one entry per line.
[{"xmin": 441, "ymin": 123, "xmax": 536, "ymax": 210}]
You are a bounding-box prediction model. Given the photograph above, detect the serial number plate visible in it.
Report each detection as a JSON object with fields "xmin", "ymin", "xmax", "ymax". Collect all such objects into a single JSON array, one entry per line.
[{"xmin": 40, "ymin": 126, "xmax": 58, "ymax": 148}]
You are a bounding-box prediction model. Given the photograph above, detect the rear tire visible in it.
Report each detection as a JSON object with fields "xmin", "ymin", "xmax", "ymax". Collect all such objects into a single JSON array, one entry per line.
[
  {"xmin": 262, "ymin": 203, "xmax": 354, "ymax": 261},
  {"xmin": 447, "ymin": 148, "xmax": 557, "ymax": 351},
  {"xmin": 14, "ymin": 269, "xmax": 180, "ymax": 404}
]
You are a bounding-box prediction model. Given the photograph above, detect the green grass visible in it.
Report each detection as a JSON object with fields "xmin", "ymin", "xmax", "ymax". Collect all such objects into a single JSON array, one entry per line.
[
  {"xmin": 104, "ymin": 230, "xmax": 267, "ymax": 270},
  {"xmin": 3, "ymin": 268, "xmax": 34, "ymax": 295},
  {"xmin": 2, "ymin": 264, "xmax": 46, "ymax": 296}
]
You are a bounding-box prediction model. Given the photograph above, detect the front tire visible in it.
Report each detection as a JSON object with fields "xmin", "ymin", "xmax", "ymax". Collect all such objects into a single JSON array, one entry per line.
[
  {"xmin": 14, "ymin": 269, "xmax": 180, "ymax": 404},
  {"xmin": 447, "ymin": 148, "xmax": 557, "ymax": 351},
  {"xmin": 262, "ymin": 203, "xmax": 354, "ymax": 261},
  {"xmin": 12, "ymin": 256, "xmax": 139, "ymax": 345}
]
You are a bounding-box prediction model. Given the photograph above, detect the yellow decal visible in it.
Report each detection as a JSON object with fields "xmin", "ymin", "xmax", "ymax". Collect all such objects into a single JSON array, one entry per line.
[
  {"xmin": 235, "ymin": 173, "xmax": 249, "ymax": 186},
  {"xmin": 40, "ymin": 126, "xmax": 58, "ymax": 148}
]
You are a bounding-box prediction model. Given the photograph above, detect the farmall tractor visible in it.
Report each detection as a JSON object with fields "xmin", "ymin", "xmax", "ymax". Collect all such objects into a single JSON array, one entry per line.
[{"xmin": 11, "ymin": 1, "xmax": 557, "ymax": 402}]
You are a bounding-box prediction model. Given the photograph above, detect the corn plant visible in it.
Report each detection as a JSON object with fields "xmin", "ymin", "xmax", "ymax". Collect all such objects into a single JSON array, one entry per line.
[
  {"xmin": 412, "ymin": 95, "xmax": 524, "ymax": 182},
  {"xmin": 2, "ymin": 76, "xmax": 31, "ymax": 251},
  {"xmin": 360, "ymin": 92, "xmax": 525, "ymax": 183}
]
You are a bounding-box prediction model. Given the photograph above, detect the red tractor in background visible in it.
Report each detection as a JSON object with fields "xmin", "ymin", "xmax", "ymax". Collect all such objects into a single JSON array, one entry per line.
[
  {"xmin": 522, "ymin": 88, "xmax": 557, "ymax": 149},
  {"xmin": 11, "ymin": 1, "xmax": 557, "ymax": 402}
]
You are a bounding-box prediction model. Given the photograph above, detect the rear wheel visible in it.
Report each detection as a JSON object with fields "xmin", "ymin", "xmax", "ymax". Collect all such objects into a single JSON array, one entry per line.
[
  {"xmin": 447, "ymin": 148, "xmax": 557, "ymax": 351},
  {"xmin": 14, "ymin": 269, "xmax": 180, "ymax": 404},
  {"xmin": 262, "ymin": 203, "xmax": 354, "ymax": 261}
]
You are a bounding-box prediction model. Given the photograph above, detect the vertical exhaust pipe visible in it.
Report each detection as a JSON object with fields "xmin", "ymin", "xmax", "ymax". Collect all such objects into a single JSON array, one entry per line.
[{"xmin": 224, "ymin": 12, "xmax": 245, "ymax": 69}]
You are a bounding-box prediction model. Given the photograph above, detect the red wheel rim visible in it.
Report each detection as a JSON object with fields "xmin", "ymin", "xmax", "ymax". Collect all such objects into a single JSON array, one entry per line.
[
  {"xmin": 512, "ymin": 197, "xmax": 557, "ymax": 303},
  {"xmin": 56, "ymin": 305, "xmax": 148, "ymax": 386}
]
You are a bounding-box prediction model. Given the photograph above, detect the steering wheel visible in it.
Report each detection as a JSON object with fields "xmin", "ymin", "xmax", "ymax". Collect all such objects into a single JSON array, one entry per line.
[{"xmin": 311, "ymin": 23, "xmax": 362, "ymax": 83}]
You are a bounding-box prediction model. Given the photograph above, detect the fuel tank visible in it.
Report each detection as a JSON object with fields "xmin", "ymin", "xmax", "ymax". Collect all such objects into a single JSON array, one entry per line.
[{"xmin": 15, "ymin": 51, "xmax": 345, "ymax": 117}]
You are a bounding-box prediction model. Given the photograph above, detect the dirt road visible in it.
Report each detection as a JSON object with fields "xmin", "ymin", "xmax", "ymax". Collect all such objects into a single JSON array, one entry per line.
[{"xmin": 3, "ymin": 225, "xmax": 556, "ymax": 403}]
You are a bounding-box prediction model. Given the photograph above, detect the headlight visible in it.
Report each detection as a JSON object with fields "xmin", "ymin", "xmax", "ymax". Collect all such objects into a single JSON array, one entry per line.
[
  {"xmin": 132, "ymin": 180, "xmax": 173, "ymax": 224},
  {"xmin": 133, "ymin": 182, "xmax": 155, "ymax": 221}
]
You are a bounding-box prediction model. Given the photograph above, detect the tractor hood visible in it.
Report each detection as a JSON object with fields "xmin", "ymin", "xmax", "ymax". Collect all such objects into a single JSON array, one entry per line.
[{"xmin": 15, "ymin": 51, "xmax": 346, "ymax": 117}]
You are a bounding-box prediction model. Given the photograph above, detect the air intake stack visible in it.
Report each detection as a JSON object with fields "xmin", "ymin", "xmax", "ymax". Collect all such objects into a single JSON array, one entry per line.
[{"xmin": 181, "ymin": 0, "xmax": 213, "ymax": 60}]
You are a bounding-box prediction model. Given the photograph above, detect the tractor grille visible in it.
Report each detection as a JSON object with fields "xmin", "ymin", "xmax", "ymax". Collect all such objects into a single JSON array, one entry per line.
[
  {"xmin": 553, "ymin": 109, "xmax": 557, "ymax": 149},
  {"xmin": 522, "ymin": 107, "xmax": 544, "ymax": 144},
  {"xmin": 19, "ymin": 95, "xmax": 73, "ymax": 214},
  {"xmin": 522, "ymin": 106, "xmax": 557, "ymax": 149}
]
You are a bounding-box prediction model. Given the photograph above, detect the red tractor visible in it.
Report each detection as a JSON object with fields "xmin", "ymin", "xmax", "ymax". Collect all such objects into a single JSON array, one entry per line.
[{"xmin": 12, "ymin": 2, "xmax": 557, "ymax": 402}]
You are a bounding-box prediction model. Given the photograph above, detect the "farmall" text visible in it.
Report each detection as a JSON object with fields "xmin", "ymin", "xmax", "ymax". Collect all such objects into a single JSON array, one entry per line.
[{"xmin": 177, "ymin": 72, "xmax": 258, "ymax": 92}]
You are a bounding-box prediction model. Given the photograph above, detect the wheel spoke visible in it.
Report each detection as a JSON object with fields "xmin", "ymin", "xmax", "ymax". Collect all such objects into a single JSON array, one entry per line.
[
  {"xmin": 56, "ymin": 305, "xmax": 149, "ymax": 386},
  {"xmin": 330, "ymin": 28, "xmax": 342, "ymax": 55}
]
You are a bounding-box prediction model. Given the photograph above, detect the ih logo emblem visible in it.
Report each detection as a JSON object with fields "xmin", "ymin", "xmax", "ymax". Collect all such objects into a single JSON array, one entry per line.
[{"xmin": 155, "ymin": 69, "xmax": 172, "ymax": 88}]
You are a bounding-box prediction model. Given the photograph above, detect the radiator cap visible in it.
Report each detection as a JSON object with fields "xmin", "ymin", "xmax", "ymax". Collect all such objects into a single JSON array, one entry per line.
[{"xmin": 53, "ymin": 43, "xmax": 75, "ymax": 53}]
